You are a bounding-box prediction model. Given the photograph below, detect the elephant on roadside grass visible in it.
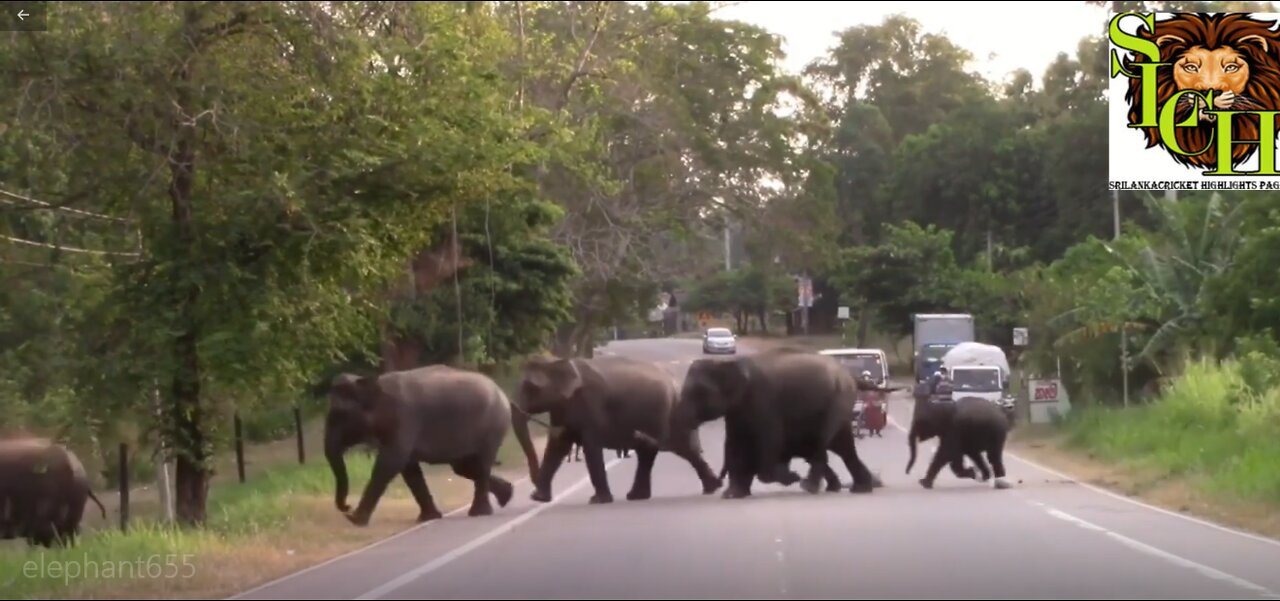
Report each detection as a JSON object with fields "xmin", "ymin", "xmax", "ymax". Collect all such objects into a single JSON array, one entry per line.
[
  {"xmin": 325, "ymin": 365, "xmax": 540, "ymax": 527},
  {"xmin": 906, "ymin": 390, "xmax": 1016, "ymax": 490},
  {"xmin": 517, "ymin": 356, "xmax": 721, "ymax": 505},
  {"xmin": 0, "ymin": 436, "xmax": 106, "ymax": 547}
]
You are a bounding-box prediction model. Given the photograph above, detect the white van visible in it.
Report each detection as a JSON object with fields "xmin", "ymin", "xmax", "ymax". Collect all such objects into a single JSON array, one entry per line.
[
  {"xmin": 818, "ymin": 348, "xmax": 890, "ymax": 386},
  {"xmin": 940, "ymin": 342, "xmax": 1013, "ymax": 406}
]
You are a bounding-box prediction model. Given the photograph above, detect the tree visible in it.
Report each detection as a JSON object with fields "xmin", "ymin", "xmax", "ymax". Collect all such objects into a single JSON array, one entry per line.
[{"xmin": 1, "ymin": 2, "xmax": 535, "ymax": 525}]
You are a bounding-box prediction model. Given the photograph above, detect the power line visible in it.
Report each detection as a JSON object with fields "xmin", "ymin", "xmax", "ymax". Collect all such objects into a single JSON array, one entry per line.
[
  {"xmin": 0, "ymin": 187, "xmax": 132, "ymax": 224},
  {"xmin": 0, "ymin": 234, "xmax": 140, "ymax": 257}
]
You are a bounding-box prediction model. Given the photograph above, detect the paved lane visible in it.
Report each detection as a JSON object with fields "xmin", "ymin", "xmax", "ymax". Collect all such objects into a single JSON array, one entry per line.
[{"xmin": 231, "ymin": 338, "xmax": 1280, "ymax": 600}]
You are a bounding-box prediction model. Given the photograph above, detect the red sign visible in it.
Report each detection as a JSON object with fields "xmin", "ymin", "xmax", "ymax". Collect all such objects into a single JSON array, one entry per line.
[{"xmin": 1032, "ymin": 381, "xmax": 1060, "ymax": 403}]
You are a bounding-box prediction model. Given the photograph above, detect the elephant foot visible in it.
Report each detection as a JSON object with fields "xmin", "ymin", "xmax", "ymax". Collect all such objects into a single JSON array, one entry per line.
[
  {"xmin": 588, "ymin": 493, "xmax": 614, "ymax": 505},
  {"xmin": 871, "ymin": 473, "xmax": 885, "ymax": 488},
  {"xmin": 493, "ymin": 480, "xmax": 514, "ymax": 507},
  {"xmin": 918, "ymin": 478, "xmax": 935, "ymax": 490},
  {"xmin": 721, "ymin": 487, "xmax": 751, "ymax": 500},
  {"xmin": 416, "ymin": 509, "xmax": 443, "ymax": 523},
  {"xmin": 800, "ymin": 478, "xmax": 822, "ymax": 495},
  {"xmin": 701, "ymin": 477, "xmax": 723, "ymax": 495},
  {"xmin": 994, "ymin": 478, "xmax": 1012, "ymax": 490},
  {"xmin": 344, "ymin": 512, "xmax": 371, "ymax": 527},
  {"xmin": 777, "ymin": 470, "xmax": 802, "ymax": 487},
  {"xmin": 626, "ymin": 488, "xmax": 652, "ymax": 501},
  {"xmin": 825, "ymin": 481, "xmax": 843, "ymax": 493},
  {"xmin": 530, "ymin": 489, "xmax": 552, "ymax": 504},
  {"xmin": 956, "ymin": 468, "xmax": 977, "ymax": 480},
  {"xmin": 468, "ymin": 502, "xmax": 495, "ymax": 517},
  {"xmin": 849, "ymin": 481, "xmax": 875, "ymax": 494}
]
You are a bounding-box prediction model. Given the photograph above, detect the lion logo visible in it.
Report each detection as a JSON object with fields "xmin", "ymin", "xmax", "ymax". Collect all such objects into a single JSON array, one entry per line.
[{"xmin": 1121, "ymin": 13, "xmax": 1280, "ymax": 170}]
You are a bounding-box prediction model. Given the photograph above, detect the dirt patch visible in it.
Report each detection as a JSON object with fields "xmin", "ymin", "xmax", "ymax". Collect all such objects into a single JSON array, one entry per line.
[{"xmin": 1009, "ymin": 429, "xmax": 1280, "ymax": 540}]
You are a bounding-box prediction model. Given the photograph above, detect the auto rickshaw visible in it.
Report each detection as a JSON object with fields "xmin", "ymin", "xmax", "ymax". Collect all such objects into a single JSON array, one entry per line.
[{"xmin": 818, "ymin": 348, "xmax": 894, "ymax": 438}]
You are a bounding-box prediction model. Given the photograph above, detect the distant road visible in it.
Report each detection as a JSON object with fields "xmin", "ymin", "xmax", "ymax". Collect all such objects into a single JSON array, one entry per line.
[{"xmin": 230, "ymin": 338, "xmax": 1280, "ymax": 600}]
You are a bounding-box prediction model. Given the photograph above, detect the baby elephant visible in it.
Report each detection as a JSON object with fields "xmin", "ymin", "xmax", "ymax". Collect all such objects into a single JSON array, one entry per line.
[{"xmin": 0, "ymin": 436, "xmax": 106, "ymax": 547}]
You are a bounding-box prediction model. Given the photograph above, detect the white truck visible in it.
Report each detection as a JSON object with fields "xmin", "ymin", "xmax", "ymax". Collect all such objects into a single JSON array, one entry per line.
[{"xmin": 940, "ymin": 341, "xmax": 1014, "ymax": 407}]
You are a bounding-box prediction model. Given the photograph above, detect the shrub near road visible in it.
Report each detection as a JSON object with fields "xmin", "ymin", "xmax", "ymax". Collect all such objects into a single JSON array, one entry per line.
[
  {"xmin": 0, "ymin": 431, "xmax": 539, "ymax": 601},
  {"xmin": 1049, "ymin": 356, "xmax": 1280, "ymax": 536}
]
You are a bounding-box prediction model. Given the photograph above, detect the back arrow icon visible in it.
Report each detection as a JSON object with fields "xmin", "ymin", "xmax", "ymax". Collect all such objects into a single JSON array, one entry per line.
[{"xmin": 17, "ymin": 9, "xmax": 29, "ymax": 21}]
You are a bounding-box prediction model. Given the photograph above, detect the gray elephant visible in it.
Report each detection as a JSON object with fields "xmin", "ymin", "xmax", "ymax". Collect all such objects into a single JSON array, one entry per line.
[
  {"xmin": 906, "ymin": 388, "xmax": 1016, "ymax": 490},
  {"xmin": 0, "ymin": 436, "xmax": 106, "ymax": 547},
  {"xmin": 516, "ymin": 356, "xmax": 721, "ymax": 505},
  {"xmin": 674, "ymin": 349, "xmax": 878, "ymax": 499},
  {"xmin": 325, "ymin": 365, "xmax": 540, "ymax": 527}
]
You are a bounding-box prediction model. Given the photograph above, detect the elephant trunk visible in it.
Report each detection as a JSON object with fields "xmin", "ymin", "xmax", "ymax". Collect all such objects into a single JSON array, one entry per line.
[
  {"xmin": 906, "ymin": 423, "xmax": 919, "ymax": 475},
  {"xmin": 325, "ymin": 427, "xmax": 351, "ymax": 513},
  {"xmin": 510, "ymin": 405, "xmax": 541, "ymax": 483}
]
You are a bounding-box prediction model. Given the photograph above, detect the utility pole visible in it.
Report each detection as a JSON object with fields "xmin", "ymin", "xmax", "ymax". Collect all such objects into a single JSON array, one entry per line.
[
  {"xmin": 986, "ymin": 227, "xmax": 994, "ymax": 272},
  {"xmin": 1115, "ymin": 189, "xmax": 1129, "ymax": 409},
  {"xmin": 723, "ymin": 215, "xmax": 732, "ymax": 271}
]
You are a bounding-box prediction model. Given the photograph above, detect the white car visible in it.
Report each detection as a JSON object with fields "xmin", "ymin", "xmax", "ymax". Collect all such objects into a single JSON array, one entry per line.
[{"xmin": 702, "ymin": 328, "xmax": 737, "ymax": 354}]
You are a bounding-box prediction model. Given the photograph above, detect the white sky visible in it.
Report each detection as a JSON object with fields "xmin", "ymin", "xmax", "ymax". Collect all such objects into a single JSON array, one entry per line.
[{"xmin": 711, "ymin": 1, "xmax": 1111, "ymax": 84}]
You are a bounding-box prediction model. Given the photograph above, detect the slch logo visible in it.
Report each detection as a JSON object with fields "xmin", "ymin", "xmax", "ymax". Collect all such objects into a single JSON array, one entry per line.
[{"xmin": 1111, "ymin": 12, "xmax": 1280, "ymax": 175}]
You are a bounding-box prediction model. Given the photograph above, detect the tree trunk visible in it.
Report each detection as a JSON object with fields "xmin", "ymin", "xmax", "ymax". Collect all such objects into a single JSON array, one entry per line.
[
  {"xmin": 170, "ymin": 8, "xmax": 209, "ymax": 526},
  {"xmin": 379, "ymin": 237, "xmax": 473, "ymax": 372},
  {"xmin": 758, "ymin": 308, "xmax": 769, "ymax": 335}
]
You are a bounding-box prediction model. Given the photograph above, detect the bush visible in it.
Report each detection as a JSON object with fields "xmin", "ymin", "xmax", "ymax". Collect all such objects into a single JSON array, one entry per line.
[{"xmin": 1061, "ymin": 357, "xmax": 1280, "ymax": 504}]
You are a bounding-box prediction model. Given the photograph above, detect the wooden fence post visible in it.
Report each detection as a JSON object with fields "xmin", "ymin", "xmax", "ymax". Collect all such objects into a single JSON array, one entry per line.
[
  {"xmin": 118, "ymin": 442, "xmax": 129, "ymax": 532},
  {"xmin": 294, "ymin": 406, "xmax": 305, "ymax": 465},
  {"xmin": 234, "ymin": 412, "xmax": 246, "ymax": 483}
]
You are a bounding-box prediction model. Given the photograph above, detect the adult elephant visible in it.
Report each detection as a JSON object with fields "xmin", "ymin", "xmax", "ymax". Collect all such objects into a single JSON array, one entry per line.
[
  {"xmin": 0, "ymin": 436, "xmax": 106, "ymax": 547},
  {"xmin": 675, "ymin": 349, "xmax": 878, "ymax": 499},
  {"xmin": 516, "ymin": 356, "xmax": 721, "ymax": 505},
  {"xmin": 906, "ymin": 389, "xmax": 1016, "ymax": 490},
  {"xmin": 325, "ymin": 365, "xmax": 540, "ymax": 527}
]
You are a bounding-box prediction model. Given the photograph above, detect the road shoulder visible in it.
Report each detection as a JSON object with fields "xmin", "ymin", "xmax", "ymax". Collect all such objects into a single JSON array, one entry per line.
[{"xmin": 1009, "ymin": 425, "xmax": 1280, "ymax": 542}]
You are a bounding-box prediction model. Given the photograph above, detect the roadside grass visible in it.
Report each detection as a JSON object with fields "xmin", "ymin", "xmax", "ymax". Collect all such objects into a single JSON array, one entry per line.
[
  {"xmin": 1011, "ymin": 356, "xmax": 1280, "ymax": 539},
  {"xmin": 1, "ymin": 427, "xmax": 544, "ymax": 600}
]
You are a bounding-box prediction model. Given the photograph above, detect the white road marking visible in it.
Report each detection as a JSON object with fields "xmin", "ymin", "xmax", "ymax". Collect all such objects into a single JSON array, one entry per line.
[
  {"xmin": 225, "ymin": 476, "xmax": 530, "ymax": 600},
  {"xmin": 888, "ymin": 406, "xmax": 1280, "ymax": 550},
  {"xmin": 1039, "ymin": 503, "xmax": 1280, "ymax": 599},
  {"xmin": 353, "ymin": 457, "xmax": 626, "ymax": 600}
]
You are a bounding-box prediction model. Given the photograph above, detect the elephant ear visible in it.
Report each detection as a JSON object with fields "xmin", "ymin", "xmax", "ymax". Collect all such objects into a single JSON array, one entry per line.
[
  {"xmin": 521, "ymin": 358, "xmax": 583, "ymax": 404},
  {"xmin": 710, "ymin": 359, "xmax": 752, "ymax": 407},
  {"xmin": 330, "ymin": 373, "xmax": 381, "ymax": 412},
  {"xmin": 546, "ymin": 359, "xmax": 585, "ymax": 401}
]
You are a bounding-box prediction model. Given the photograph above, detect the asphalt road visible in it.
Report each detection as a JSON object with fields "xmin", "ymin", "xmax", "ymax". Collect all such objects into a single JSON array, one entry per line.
[{"xmin": 230, "ymin": 339, "xmax": 1280, "ymax": 600}]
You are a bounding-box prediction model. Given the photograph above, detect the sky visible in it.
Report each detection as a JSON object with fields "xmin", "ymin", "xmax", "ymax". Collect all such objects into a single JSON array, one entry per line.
[{"xmin": 710, "ymin": 1, "xmax": 1111, "ymax": 84}]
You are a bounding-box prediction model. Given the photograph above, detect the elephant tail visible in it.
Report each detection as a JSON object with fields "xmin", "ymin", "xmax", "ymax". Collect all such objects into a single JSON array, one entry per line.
[{"xmin": 87, "ymin": 490, "xmax": 106, "ymax": 520}]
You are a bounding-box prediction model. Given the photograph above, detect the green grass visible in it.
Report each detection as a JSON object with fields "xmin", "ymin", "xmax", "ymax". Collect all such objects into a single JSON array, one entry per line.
[
  {"xmin": 1059, "ymin": 356, "xmax": 1280, "ymax": 505},
  {"xmin": 0, "ymin": 426, "xmax": 543, "ymax": 600},
  {"xmin": 0, "ymin": 453, "xmax": 378, "ymax": 599}
]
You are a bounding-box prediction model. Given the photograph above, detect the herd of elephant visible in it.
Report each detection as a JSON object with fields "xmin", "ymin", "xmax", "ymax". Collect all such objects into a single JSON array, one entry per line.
[
  {"xmin": 325, "ymin": 346, "xmax": 1019, "ymax": 528},
  {"xmin": 0, "ymin": 346, "xmax": 1016, "ymax": 549}
]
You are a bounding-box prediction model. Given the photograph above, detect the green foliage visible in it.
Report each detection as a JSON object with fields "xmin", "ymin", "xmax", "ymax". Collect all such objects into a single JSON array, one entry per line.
[{"xmin": 1061, "ymin": 357, "xmax": 1280, "ymax": 505}]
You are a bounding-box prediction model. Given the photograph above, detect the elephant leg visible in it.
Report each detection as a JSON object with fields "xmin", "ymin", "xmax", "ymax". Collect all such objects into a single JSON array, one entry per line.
[
  {"xmin": 800, "ymin": 447, "xmax": 829, "ymax": 495},
  {"xmin": 921, "ymin": 436, "xmax": 959, "ymax": 490},
  {"xmin": 670, "ymin": 439, "xmax": 722, "ymax": 495},
  {"xmin": 581, "ymin": 439, "xmax": 614, "ymax": 505},
  {"xmin": 990, "ymin": 439, "xmax": 1012, "ymax": 490},
  {"xmin": 949, "ymin": 456, "xmax": 977, "ymax": 480},
  {"xmin": 451, "ymin": 456, "xmax": 495, "ymax": 517},
  {"xmin": 966, "ymin": 447, "xmax": 992, "ymax": 482},
  {"xmin": 401, "ymin": 462, "xmax": 443, "ymax": 522},
  {"xmin": 347, "ymin": 445, "xmax": 411, "ymax": 526},
  {"xmin": 822, "ymin": 462, "xmax": 842, "ymax": 492},
  {"xmin": 626, "ymin": 446, "xmax": 659, "ymax": 501},
  {"xmin": 721, "ymin": 432, "xmax": 755, "ymax": 499},
  {"xmin": 531, "ymin": 433, "xmax": 573, "ymax": 503},
  {"xmin": 828, "ymin": 424, "xmax": 876, "ymax": 493}
]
